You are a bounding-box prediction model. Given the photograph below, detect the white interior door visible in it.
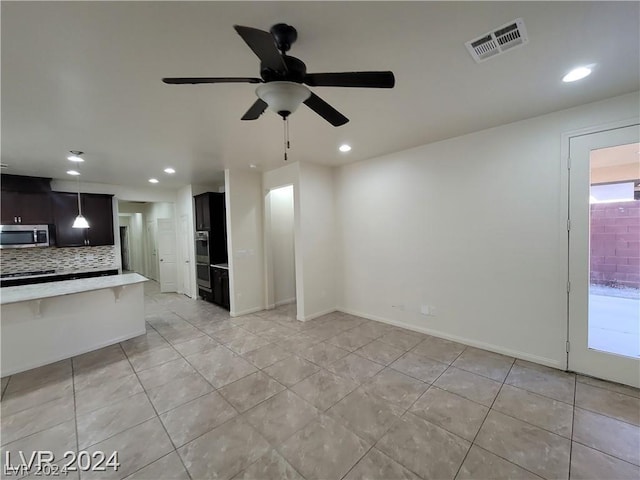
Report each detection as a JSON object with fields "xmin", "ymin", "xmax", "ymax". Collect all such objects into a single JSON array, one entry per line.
[
  {"xmin": 180, "ymin": 214, "xmax": 192, "ymax": 297},
  {"xmin": 145, "ymin": 220, "xmax": 157, "ymax": 280},
  {"xmin": 157, "ymin": 218, "xmax": 178, "ymax": 293},
  {"xmin": 568, "ymin": 123, "xmax": 640, "ymax": 387}
]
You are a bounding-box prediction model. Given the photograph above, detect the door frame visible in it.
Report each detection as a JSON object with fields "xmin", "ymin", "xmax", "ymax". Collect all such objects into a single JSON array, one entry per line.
[{"xmin": 561, "ymin": 118, "xmax": 640, "ymax": 385}]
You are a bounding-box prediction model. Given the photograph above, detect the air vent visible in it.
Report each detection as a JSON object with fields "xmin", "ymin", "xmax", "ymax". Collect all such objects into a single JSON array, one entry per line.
[{"xmin": 466, "ymin": 18, "xmax": 528, "ymax": 63}]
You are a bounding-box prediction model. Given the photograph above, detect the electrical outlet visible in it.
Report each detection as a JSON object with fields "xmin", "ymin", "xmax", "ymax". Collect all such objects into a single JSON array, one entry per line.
[{"xmin": 420, "ymin": 305, "xmax": 430, "ymax": 315}]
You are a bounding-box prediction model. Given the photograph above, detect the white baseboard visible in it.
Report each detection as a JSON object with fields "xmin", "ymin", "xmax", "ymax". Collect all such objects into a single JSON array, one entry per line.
[
  {"xmin": 336, "ymin": 307, "xmax": 565, "ymax": 370},
  {"xmin": 300, "ymin": 307, "xmax": 337, "ymax": 322},
  {"xmin": 275, "ymin": 297, "xmax": 296, "ymax": 307},
  {"xmin": 230, "ymin": 306, "xmax": 265, "ymax": 318}
]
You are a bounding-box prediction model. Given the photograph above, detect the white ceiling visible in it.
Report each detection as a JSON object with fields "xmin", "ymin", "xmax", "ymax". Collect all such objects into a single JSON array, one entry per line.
[{"xmin": 2, "ymin": 1, "xmax": 639, "ymax": 189}]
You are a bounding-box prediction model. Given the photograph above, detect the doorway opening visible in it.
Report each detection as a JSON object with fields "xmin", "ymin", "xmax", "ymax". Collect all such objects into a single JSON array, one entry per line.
[
  {"xmin": 117, "ymin": 200, "xmax": 177, "ymax": 292},
  {"xmin": 588, "ymin": 142, "xmax": 639, "ymax": 358},
  {"xmin": 119, "ymin": 226, "xmax": 130, "ymax": 272},
  {"xmin": 265, "ymin": 185, "xmax": 296, "ymax": 310}
]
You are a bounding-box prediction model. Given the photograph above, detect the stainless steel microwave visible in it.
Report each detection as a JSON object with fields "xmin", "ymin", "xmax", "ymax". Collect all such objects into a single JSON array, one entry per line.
[{"xmin": 0, "ymin": 224, "xmax": 52, "ymax": 249}]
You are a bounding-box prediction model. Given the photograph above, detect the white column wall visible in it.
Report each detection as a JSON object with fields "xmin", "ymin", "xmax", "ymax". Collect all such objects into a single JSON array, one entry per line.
[
  {"xmin": 298, "ymin": 162, "xmax": 337, "ymax": 320},
  {"xmin": 225, "ymin": 169, "xmax": 265, "ymax": 316}
]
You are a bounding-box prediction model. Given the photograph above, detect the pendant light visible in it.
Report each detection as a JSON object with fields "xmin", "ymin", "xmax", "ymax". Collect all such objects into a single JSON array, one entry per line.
[{"xmin": 70, "ymin": 155, "xmax": 89, "ymax": 229}]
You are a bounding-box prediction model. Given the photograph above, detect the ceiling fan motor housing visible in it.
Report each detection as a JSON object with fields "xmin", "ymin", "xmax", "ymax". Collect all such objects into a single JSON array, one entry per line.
[
  {"xmin": 261, "ymin": 55, "xmax": 307, "ymax": 83},
  {"xmin": 270, "ymin": 23, "xmax": 297, "ymax": 53}
]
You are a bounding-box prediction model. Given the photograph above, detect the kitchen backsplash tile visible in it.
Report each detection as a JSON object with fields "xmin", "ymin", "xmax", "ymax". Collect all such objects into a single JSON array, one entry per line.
[{"xmin": 0, "ymin": 246, "xmax": 118, "ymax": 275}]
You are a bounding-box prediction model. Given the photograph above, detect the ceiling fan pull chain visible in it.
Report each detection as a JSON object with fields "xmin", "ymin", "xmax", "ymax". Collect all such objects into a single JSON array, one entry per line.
[
  {"xmin": 283, "ymin": 116, "xmax": 291, "ymax": 161},
  {"xmin": 286, "ymin": 117, "xmax": 290, "ymax": 150},
  {"xmin": 283, "ymin": 117, "xmax": 287, "ymax": 161}
]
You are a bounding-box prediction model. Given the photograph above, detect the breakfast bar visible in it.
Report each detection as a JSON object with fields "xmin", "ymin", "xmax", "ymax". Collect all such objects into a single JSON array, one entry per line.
[{"xmin": 0, "ymin": 273, "xmax": 148, "ymax": 377}]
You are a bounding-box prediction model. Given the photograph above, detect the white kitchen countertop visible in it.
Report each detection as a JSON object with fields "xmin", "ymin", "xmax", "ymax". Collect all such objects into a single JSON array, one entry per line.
[{"xmin": 0, "ymin": 273, "xmax": 149, "ymax": 305}]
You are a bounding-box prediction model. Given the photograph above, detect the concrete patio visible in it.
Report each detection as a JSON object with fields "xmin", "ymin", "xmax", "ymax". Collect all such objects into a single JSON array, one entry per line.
[{"xmin": 589, "ymin": 287, "xmax": 640, "ymax": 358}]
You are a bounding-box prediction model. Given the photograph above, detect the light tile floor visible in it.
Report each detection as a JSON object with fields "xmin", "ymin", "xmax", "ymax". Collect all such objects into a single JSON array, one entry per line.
[{"xmin": 1, "ymin": 281, "xmax": 639, "ymax": 479}]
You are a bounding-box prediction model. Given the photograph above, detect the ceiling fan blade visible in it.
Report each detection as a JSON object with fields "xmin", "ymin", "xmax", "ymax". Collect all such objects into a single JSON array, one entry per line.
[
  {"xmin": 233, "ymin": 25, "xmax": 287, "ymax": 73},
  {"xmin": 304, "ymin": 71, "xmax": 395, "ymax": 88},
  {"xmin": 241, "ymin": 99, "xmax": 268, "ymax": 120},
  {"xmin": 162, "ymin": 77, "xmax": 262, "ymax": 84},
  {"xmin": 303, "ymin": 92, "xmax": 349, "ymax": 127}
]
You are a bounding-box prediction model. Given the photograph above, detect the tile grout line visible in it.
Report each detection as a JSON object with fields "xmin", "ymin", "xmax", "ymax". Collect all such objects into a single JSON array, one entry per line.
[
  {"xmin": 351, "ymin": 345, "xmax": 471, "ymax": 480},
  {"xmin": 116, "ymin": 341, "xmax": 194, "ymax": 480},
  {"xmin": 457, "ymin": 359, "xmax": 558, "ymax": 480},
  {"xmin": 452, "ymin": 358, "xmax": 519, "ymax": 480},
  {"xmin": 574, "ymin": 375, "xmax": 640, "ymax": 400},
  {"xmin": 567, "ymin": 374, "xmax": 577, "ymax": 480},
  {"xmin": 70, "ymin": 359, "xmax": 80, "ymax": 460},
  {"xmin": 138, "ymin": 312, "xmax": 314, "ymax": 478}
]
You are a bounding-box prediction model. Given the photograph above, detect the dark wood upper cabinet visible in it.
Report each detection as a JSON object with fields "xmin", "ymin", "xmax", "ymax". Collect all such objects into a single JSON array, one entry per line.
[
  {"xmin": 83, "ymin": 194, "xmax": 114, "ymax": 246},
  {"xmin": 1, "ymin": 174, "xmax": 54, "ymax": 225},
  {"xmin": 51, "ymin": 192, "xmax": 114, "ymax": 247},
  {"xmin": 51, "ymin": 192, "xmax": 87, "ymax": 247},
  {"xmin": 1, "ymin": 191, "xmax": 53, "ymax": 225},
  {"xmin": 1, "ymin": 175, "xmax": 114, "ymax": 248},
  {"xmin": 194, "ymin": 194, "xmax": 211, "ymax": 231}
]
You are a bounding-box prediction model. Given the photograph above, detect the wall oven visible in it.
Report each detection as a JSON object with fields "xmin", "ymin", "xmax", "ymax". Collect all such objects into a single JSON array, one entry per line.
[
  {"xmin": 0, "ymin": 225, "xmax": 52, "ymax": 249},
  {"xmin": 195, "ymin": 231, "xmax": 210, "ymax": 264},
  {"xmin": 195, "ymin": 231, "xmax": 211, "ymax": 292}
]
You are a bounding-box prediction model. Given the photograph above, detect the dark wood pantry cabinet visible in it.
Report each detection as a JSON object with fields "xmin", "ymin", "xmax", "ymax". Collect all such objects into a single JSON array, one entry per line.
[
  {"xmin": 51, "ymin": 192, "xmax": 114, "ymax": 247},
  {"xmin": 194, "ymin": 191, "xmax": 229, "ymax": 309}
]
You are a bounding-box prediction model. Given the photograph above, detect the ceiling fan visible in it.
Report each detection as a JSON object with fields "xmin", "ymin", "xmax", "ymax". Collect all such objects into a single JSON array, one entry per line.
[{"xmin": 162, "ymin": 23, "xmax": 395, "ymax": 127}]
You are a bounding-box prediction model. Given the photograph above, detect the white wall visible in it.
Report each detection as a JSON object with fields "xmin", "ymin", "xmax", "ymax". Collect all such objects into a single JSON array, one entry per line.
[
  {"xmin": 335, "ymin": 91, "xmax": 639, "ymax": 368},
  {"xmin": 268, "ymin": 185, "xmax": 296, "ymax": 306},
  {"xmin": 298, "ymin": 162, "xmax": 337, "ymax": 320},
  {"xmin": 176, "ymin": 185, "xmax": 196, "ymax": 298},
  {"xmin": 225, "ymin": 169, "xmax": 265, "ymax": 316}
]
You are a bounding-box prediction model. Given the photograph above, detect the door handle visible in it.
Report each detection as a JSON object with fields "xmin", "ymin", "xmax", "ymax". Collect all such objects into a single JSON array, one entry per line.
[{"xmin": 160, "ymin": 258, "xmax": 164, "ymax": 262}]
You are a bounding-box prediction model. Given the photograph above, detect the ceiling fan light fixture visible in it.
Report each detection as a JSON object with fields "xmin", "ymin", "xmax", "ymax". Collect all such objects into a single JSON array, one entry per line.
[{"xmin": 256, "ymin": 81, "xmax": 310, "ymax": 118}]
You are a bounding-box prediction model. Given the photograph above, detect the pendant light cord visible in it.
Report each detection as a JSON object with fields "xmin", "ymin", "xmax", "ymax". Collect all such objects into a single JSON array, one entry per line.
[{"xmin": 76, "ymin": 175, "xmax": 83, "ymax": 216}]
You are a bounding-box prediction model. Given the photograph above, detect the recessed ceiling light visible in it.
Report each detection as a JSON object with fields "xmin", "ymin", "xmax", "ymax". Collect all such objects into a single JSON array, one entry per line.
[
  {"xmin": 164, "ymin": 167, "xmax": 176, "ymax": 174},
  {"xmin": 67, "ymin": 170, "xmax": 80, "ymax": 176},
  {"xmin": 67, "ymin": 150, "xmax": 84, "ymax": 162},
  {"xmin": 339, "ymin": 144, "xmax": 352, "ymax": 153},
  {"xmin": 249, "ymin": 164, "xmax": 257, "ymax": 169},
  {"xmin": 148, "ymin": 178, "xmax": 159, "ymax": 184},
  {"xmin": 562, "ymin": 66, "xmax": 592, "ymax": 83}
]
